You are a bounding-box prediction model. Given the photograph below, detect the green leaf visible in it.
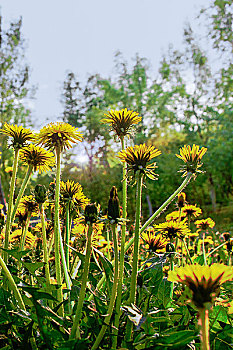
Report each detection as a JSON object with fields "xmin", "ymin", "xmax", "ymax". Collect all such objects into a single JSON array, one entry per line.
[
  {"xmin": 93, "ymin": 247, "xmax": 113, "ymax": 279},
  {"xmin": 22, "ymin": 261, "xmax": 45, "ymax": 275},
  {"xmin": 21, "ymin": 286, "xmax": 57, "ymax": 301},
  {"xmin": 148, "ymin": 329, "xmax": 197, "ymax": 348},
  {"xmin": 156, "ymin": 278, "xmax": 172, "ymax": 308},
  {"xmin": 1, "ymin": 248, "xmax": 31, "ymax": 260}
]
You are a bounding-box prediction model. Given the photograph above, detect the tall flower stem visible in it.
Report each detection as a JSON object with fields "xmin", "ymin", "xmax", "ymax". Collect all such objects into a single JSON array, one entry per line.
[
  {"xmin": 65, "ymin": 202, "xmax": 71, "ymax": 271},
  {"xmin": 3, "ymin": 148, "xmax": 20, "ymax": 263},
  {"xmin": 39, "ymin": 204, "xmax": 51, "ymax": 290},
  {"xmin": 182, "ymin": 238, "xmax": 193, "ymax": 264},
  {"xmin": 0, "ymin": 255, "xmax": 26, "ymax": 311},
  {"xmin": 140, "ymin": 173, "xmax": 193, "ymax": 233},
  {"xmin": 70, "ymin": 224, "xmax": 93, "ymax": 340},
  {"xmin": 19, "ymin": 215, "xmax": 31, "ymax": 252},
  {"xmin": 112, "ymin": 136, "xmax": 127, "ymax": 349},
  {"xmin": 199, "ymin": 308, "xmax": 210, "ymax": 350},
  {"xmin": 54, "ymin": 146, "xmax": 63, "ymax": 311},
  {"xmin": 11, "ymin": 165, "xmax": 33, "ymax": 223},
  {"xmin": 91, "ymin": 223, "xmax": 119, "ymax": 350},
  {"xmin": 87, "ymin": 173, "xmax": 193, "ymax": 302},
  {"xmin": 202, "ymin": 232, "xmax": 207, "ymax": 265},
  {"xmin": 125, "ymin": 171, "xmax": 143, "ymax": 344}
]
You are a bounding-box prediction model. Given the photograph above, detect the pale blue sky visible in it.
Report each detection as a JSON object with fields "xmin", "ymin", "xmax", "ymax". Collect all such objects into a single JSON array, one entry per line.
[{"xmin": 1, "ymin": 0, "xmax": 211, "ymax": 127}]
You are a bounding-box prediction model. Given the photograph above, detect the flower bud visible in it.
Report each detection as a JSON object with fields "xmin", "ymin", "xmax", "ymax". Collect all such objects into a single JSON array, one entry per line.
[
  {"xmin": 108, "ymin": 186, "xmax": 120, "ymax": 222},
  {"xmin": 177, "ymin": 192, "xmax": 186, "ymax": 208},
  {"xmin": 34, "ymin": 184, "xmax": 47, "ymax": 204},
  {"xmin": 84, "ymin": 203, "xmax": 98, "ymax": 224},
  {"xmin": 166, "ymin": 242, "xmax": 175, "ymax": 257}
]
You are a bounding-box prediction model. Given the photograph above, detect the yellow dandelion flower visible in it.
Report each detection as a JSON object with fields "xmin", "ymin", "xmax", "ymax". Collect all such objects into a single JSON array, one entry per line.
[
  {"xmin": 195, "ymin": 218, "xmax": 215, "ymax": 230},
  {"xmin": 166, "ymin": 210, "xmax": 187, "ymax": 222},
  {"xmin": 141, "ymin": 228, "xmax": 168, "ymax": 253},
  {"xmin": 168, "ymin": 263, "xmax": 233, "ymax": 309},
  {"xmin": 102, "ymin": 108, "xmax": 142, "ymax": 138},
  {"xmin": 36, "ymin": 122, "xmax": 83, "ymax": 151},
  {"xmin": 17, "ymin": 195, "xmax": 39, "ymax": 217},
  {"xmin": 60, "ymin": 180, "xmax": 89, "ymax": 209},
  {"xmin": 19, "ymin": 144, "xmax": 55, "ymax": 173},
  {"xmin": 176, "ymin": 144, "xmax": 207, "ymax": 178},
  {"xmin": 5, "ymin": 166, "xmax": 13, "ymax": 174},
  {"xmin": 71, "ymin": 218, "xmax": 106, "ymax": 251},
  {"xmin": 118, "ymin": 144, "xmax": 161, "ymax": 180},
  {"xmin": 154, "ymin": 220, "xmax": 191, "ymax": 239},
  {"xmin": 0, "ymin": 123, "xmax": 35, "ymax": 149},
  {"xmin": 182, "ymin": 204, "xmax": 202, "ymax": 218}
]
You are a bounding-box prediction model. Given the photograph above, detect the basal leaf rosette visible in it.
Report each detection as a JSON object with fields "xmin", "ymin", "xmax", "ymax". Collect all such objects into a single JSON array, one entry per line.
[{"xmin": 168, "ymin": 263, "xmax": 233, "ymax": 309}]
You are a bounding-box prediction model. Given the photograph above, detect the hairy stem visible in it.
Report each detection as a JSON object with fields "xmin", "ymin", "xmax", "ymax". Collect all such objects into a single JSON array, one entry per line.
[
  {"xmin": 39, "ymin": 204, "xmax": 51, "ymax": 290},
  {"xmin": 91, "ymin": 224, "xmax": 119, "ymax": 350},
  {"xmin": 70, "ymin": 224, "xmax": 93, "ymax": 340},
  {"xmin": 0, "ymin": 255, "xmax": 26, "ymax": 311},
  {"xmin": 11, "ymin": 165, "xmax": 33, "ymax": 223},
  {"xmin": 112, "ymin": 136, "xmax": 127, "ymax": 349},
  {"xmin": 3, "ymin": 148, "xmax": 20, "ymax": 264},
  {"xmin": 125, "ymin": 171, "xmax": 143, "ymax": 343},
  {"xmin": 54, "ymin": 147, "xmax": 63, "ymax": 314}
]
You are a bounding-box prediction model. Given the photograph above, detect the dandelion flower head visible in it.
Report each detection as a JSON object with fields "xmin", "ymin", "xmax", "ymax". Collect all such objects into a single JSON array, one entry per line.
[
  {"xmin": 118, "ymin": 144, "xmax": 161, "ymax": 180},
  {"xmin": 176, "ymin": 144, "xmax": 207, "ymax": 178},
  {"xmin": 102, "ymin": 108, "xmax": 141, "ymax": 138},
  {"xmin": 168, "ymin": 263, "xmax": 233, "ymax": 309},
  {"xmin": 36, "ymin": 122, "xmax": 83, "ymax": 151},
  {"xmin": 0, "ymin": 123, "xmax": 35, "ymax": 150}
]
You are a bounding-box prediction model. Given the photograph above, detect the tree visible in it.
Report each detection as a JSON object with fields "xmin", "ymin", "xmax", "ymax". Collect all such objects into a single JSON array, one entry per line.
[{"xmin": 0, "ymin": 14, "xmax": 34, "ymax": 197}]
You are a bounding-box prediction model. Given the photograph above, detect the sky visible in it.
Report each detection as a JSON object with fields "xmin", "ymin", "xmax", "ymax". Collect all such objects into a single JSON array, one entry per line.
[{"xmin": 0, "ymin": 0, "xmax": 211, "ymax": 127}]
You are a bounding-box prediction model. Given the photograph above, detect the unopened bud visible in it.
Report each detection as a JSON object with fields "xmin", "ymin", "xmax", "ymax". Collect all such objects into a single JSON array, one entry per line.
[
  {"xmin": 84, "ymin": 203, "xmax": 98, "ymax": 224},
  {"xmin": 34, "ymin": 184, "xmax": 47, "ymax": 204},
  {"xmin": 108, "ymin": 186, "xmax": 120, "ymax": 222},
  {"xmin": 177, "ymin": 192, "xmax": 186, "ymax": 208}
]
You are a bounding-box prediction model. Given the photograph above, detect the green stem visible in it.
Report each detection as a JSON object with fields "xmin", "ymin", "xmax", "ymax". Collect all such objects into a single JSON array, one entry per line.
[
  {"xmin": 87, "ymin": 173, "xmax": 193, "ymax": 302},
  {"xmin": 91, "ymin": 224, "xmax": 119, "ymax": 350},
  {"xmin": 11, "ymin": 165, "xmax": 33, "ymax": 223},
  {"xmin": 199, "ymin": 308, "xmax": 210, "ymax": 350},
  {"xmin": 206, "ymin": 241, "xmax": 227, "ymax": 259},
  {"xmin": 39, "ymin": 204, "xmax": 51, "ymax": 290},
  {"xmin": 3, "ymin": 148, "xmax": 20, "ymax": 264},
  {"xmin": 0, "ymin": 255, "xmax": 26, "ymax": 311},
  {"xmin": 125, "ymin": 171, "xmax": 143, "ymax": 344},
  {"xmin": 65, "ymin": 203, "xmax": 70, "ymax": 271},
  {"xmin": 202, "ymin": 232, "xmax": 207, "ymax": 265},
  {"xmin": 112, "ymin": 136, "xmax": 127, "ymax": 349},
  {"xmin": 140, "ymin": 173, "xmax": 193, "ymax": 233},
  {"xmin": 182, "ymin": 238, "xmax": 193, "ymax": 264},
  {"xmin": 70, "ymin": 224, "xmax": 93, "ymax": 340},
  {"xmin": 170, "ymin": 258, "xmax": 174, "ymax": 299},
  {"xmin": 19, "ymin": 215, "xmax": 31, "ymax": 252},
  {"xmin": 106, "ymin": 227, "xmax": 111, "ymax": 261},
  {"xmin": 54, "ymin": 147, "xmax": 63, "ymax": 313},
  {"xmin": 59, "ymin": 225, "xmax": 71, "ymax": 289}
]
